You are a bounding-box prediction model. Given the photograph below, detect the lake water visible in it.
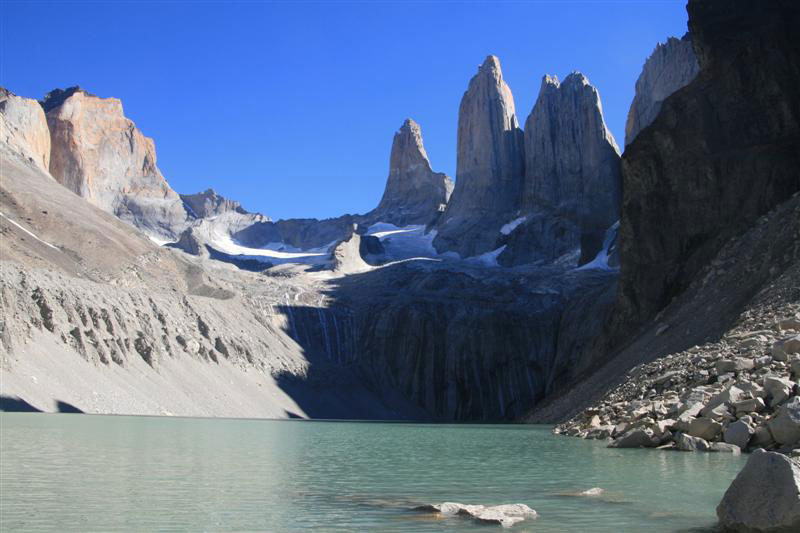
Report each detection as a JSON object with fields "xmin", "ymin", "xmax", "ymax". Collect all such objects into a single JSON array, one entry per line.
[{"xmin": 0, "ymin": 413, "xmax": 745, "ymax": 532}]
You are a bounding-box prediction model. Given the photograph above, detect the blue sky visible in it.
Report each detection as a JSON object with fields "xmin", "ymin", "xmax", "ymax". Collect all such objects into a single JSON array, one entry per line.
[{"xmin": 2, "ymin": 1, "xmax": 688, "ymax": 220}]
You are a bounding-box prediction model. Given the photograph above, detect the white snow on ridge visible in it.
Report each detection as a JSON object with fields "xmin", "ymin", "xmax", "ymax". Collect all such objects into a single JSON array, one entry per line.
[
  {"xmin": 500, "ymin": 216, "xmax": 527, "ymax": 235},
  {"xmin": 0, "ymin": 211, "xmax": 59, "ymax": 250}
]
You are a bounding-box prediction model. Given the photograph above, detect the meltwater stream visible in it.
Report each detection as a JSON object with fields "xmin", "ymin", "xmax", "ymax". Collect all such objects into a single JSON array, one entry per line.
[{"xmin": 0, "ymin": 414, "xmax": 744, "ymax": 532}]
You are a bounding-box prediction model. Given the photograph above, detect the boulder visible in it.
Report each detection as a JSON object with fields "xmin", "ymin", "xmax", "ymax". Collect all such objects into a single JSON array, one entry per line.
[
  {"xmin": 608, "ymin": 428, "xmax": 658, "ymax": 448},
  {"xmin": 717, "ymin": 449, "xmax": 800, "ymax": 531},
  {"xmin": 778, "ymin": 315, "xmax": 800, "ymax": 331},
  {"xmin": 733, "ymin": 397, "xmax": 766, "ymax": 414},
  {"xmin": 716, "ymin": 358, "xmax": 755, "ymax": 374},
  {"xmin": 773, "ymin": 335, "xmax": 800, "ymax": 362},
  {"xmin": 767, "ymin": 397, "xmax": 800, "ymax": 446},
  {"xmin": 764, "ymin": 375, "xmax": 795, "ymax": 406},
  {"xmin": 701, "ymin": 385, "xmax": 745, "ymax": 417},
  {"xmin": 676, "ymin": 433, "xmax": 711, "ymax": 452},
  {"xmin": 688, "ymin": 417, "xmax": 723, "ymax": 441},
  {"xmin": 710, "ymin": 442, "xmax": 741, "ymax": 455},
  {"xmin": 724, "ymin": 420, "xmax": 754, "ymax": 450}
]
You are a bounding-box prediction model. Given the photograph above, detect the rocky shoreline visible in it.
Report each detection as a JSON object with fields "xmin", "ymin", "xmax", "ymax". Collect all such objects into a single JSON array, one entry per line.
[{"xmin": 555, "ymin": 311, "xmax": 800, "ymax": 456}]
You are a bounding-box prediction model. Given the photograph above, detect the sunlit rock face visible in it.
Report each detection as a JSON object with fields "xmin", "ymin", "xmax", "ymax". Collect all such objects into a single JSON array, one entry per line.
[
  {"xmin": 43, "ymin": 87, "xmax": 188, "ymax": 241},
  {"xmin": 510, "ymin": 72, "xmax": 620, "ymax": 266},
  {"xmin": 625, "ymin": 33, "xmax": 699, "ymax": 147},
  {"xmin": 434, "ymin": 55, "xmax": 525, "ymax": 258},
  {"xmin": 369, "ymin": 118, "xmax": 452, "ymax": 227},
  {"xmin": 0, "ymin": 88, "xmax": 51, "ymax": 173}
]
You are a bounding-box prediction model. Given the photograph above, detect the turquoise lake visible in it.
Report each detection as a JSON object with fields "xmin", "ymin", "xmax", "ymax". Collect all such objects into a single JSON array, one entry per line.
[{"xmin": 0, "ymin": 413, "xmax": 745, "ymax": 532}]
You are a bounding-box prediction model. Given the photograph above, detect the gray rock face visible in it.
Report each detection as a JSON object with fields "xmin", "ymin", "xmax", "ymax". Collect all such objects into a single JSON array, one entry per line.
[
  {"xmin": 520, "ymin": 73, "xmax": 621, "ymax": 264},
  {"xmin": 0, "ymin": 88, "xmax": 51, "ymax": 173},
  {"xmin": 717, "ymin": 449, "xmax": 800, "ymax": 532},
  {"xmin": 43, "ymin": 87, "xmax": 188, "ymax": 241},
  {"xmin": 624, "ymin": 33, "xmax": 699, "ymax": 147},
  {"xmin": 181, "ymin": 189, "xmax": 249, "ymax": 219},
  {"xmin": 370, "ymin": 119, "xmax": 452, "ymax": 227},
  {"xmin": 434, "ymin": 55, "xmax": 525, "ymax": 257}
]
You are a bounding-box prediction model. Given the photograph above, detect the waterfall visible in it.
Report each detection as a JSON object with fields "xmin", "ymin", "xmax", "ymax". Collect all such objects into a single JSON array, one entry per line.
[{"xmin": 317, "ymin": 308, "xmax": 332, "ymax": 359}]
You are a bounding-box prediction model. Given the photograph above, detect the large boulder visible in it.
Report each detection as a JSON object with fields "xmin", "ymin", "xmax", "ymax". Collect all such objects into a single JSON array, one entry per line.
[
  {"xmin": 608, "ymin": 428, "xmax": 658, "ymax": 448},
  {"xmin": 688, "ymin": 417, "xmax": 723, "ymax": 441},
  {"xmin": 768, "ymin": 397, "xmax": 800, "ymax": 446},
  {"xmin": 772, "ymin": 335, "xmax": 800, "ymax": 362},
  {"xmin": 724, "ymin": 420, "xmax": 754, "ymax": 450},
  {"xmin": 717, "ymin": 449, "xmax": 800, "ymax": 531}
]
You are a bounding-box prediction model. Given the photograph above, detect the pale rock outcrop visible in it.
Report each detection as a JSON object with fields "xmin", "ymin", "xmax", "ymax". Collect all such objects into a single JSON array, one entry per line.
[
  {"xmin": 516, "ymin": 72, "xmax": 621, "ymax": 264},
  {"xmin": 717, "ymin": 449, "xmax": 800, "ymax": 531},
  {"xmin": 624, "ymin": 33, "xmax": 699, "ymax": 147},
  {"xmin": 43, "ymin": 87, "xmax": 188, "ymax": 241},
  {"xmin": 369, "ymin": 118, "xmax": 453, "ymax": 226},
  {"xmin": 330, "ymin": 225, "xmax": 371, "ymax": 274},
  {"xmin": 0, "ymin": 88, "xmax": 51, "ymax": 173},
  {"xmin": 434, "ymin": 55, "xmax": 524, "ymax": 257}
]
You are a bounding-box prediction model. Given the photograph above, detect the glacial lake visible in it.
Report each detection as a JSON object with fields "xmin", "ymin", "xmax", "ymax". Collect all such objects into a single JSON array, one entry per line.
[{"xmin": 0, "ymin": 414, "xmax": 745, "ymax": 532}]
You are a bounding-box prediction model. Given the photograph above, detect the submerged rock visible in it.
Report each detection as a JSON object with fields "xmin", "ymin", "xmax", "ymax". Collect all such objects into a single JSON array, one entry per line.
[{"xmin": 717, "ymin": 449, "xmax": 800, "ymax": 531}]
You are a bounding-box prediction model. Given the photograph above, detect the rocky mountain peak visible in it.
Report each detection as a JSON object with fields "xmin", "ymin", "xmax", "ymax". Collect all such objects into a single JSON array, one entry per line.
[
  {"xmin": 44, "ymin": 87, "xmax": 188, "ymax": 241},
  {"xmin": 625, "ymin": 33, "xmax": 699, "ymax": 147},
  {"xmin": 181, "ymin": 188, "xmax": 249, "ymax": 219},
  {"xmin": 371, "ymin": 119, "xmax": 453, "ymax": 227},
  {"xmin": 40, "ymin": 86, "xmax": 97, "ymax": 113},
  {"xmin": 517, "ymin": 70, "xmax": 621, "ymax": 264},
  {"xmin": 433, "ymin": 54, "xmax": 525, "ymax": 257},
  {"xmin": 0, "ymin": 87, "xmax": 51, "ymax": 173},
  {"xmin": 390, "ymin": 118, "xmax": 431, "ymax": 174}
]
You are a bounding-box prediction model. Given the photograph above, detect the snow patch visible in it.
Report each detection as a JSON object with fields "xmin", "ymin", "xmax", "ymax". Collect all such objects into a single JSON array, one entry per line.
[
  {"xmin": 577, "ymin": 220, "xmax": 619, "ymax": 271},
  {"xmin": 0, "ymin": 211, "xmax": 59, "ymax": 250},
  {"xmin": 500, "ymin": 216, "xmax": 527, "ymax": 235},
  {"xmin": 147, "ymin": 235, "xmax": 173, "ymax": 246}
]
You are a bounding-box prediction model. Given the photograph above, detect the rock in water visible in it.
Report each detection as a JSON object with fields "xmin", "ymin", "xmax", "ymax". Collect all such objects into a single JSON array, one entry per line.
[
  {"xmin": 624, "ymin": 33, "xmax": 699, "ymax": 147},
  {"xmin": 370, "ymin": 118, "xmax": 452, "ymax": 227},
  {"xmin": 419, "ymin": 502, "xmax": 538, "ymax": 528},
  {"xmin": 434, "ymin": 55, "xmax": 524, "ymax": 257},
  {"xmin": 43, "ymin": 87, "xmax": 188, "ymax": 241},
  {"xmin": 0, "ymin": 87, "xmax": 51, "ymax": 173},
  {"xmin": 717, "ymin": 449, "xmax": 800, "ymax": 531},
  {"xmin": 518, "ymin": 72, "xmax": 621, "ymax": 264}
]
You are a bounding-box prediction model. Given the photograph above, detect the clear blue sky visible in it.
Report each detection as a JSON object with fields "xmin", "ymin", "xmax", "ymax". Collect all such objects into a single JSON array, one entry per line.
[{"xmin": 2, "ymin": 1, "xmax": 688, "ymax": 220}]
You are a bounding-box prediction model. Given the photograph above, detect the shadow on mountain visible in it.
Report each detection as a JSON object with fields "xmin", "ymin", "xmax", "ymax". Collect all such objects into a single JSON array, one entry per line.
[
  {"xmin": 56, "ymin": 400, "xmax": 83, "ymax": 413},
  {"xmin": 0, "ymin": 395, "xmax": 43, "ymax": 412},
  {"xmin": 273, "ymin": 259, "xmax": 619, "ymax": 422}
]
